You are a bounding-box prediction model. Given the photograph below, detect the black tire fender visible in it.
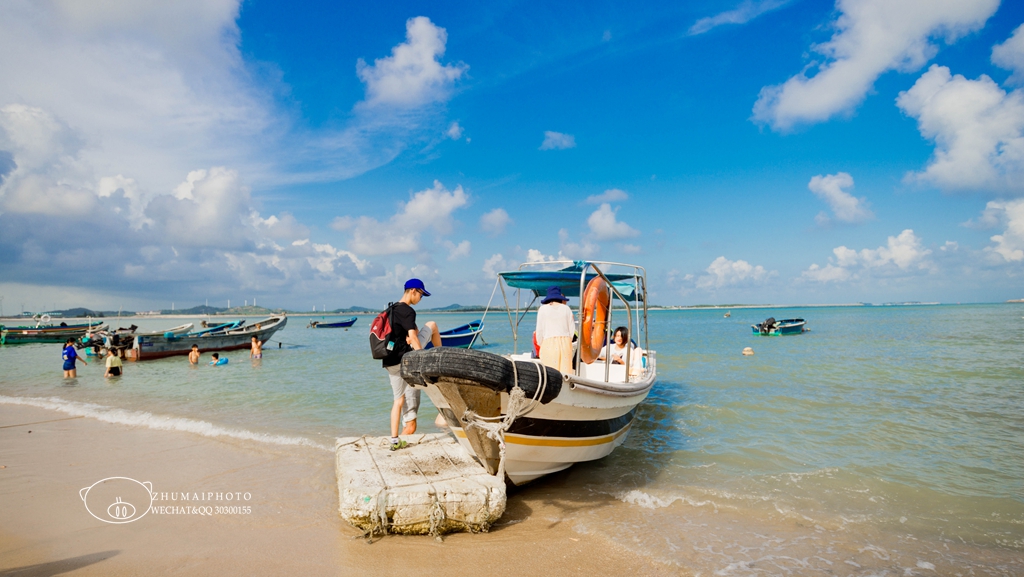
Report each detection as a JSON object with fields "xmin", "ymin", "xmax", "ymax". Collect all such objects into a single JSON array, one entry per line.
[{"xmin": 400, "ymin": 348, "xmax": 562, "ymax": 404}]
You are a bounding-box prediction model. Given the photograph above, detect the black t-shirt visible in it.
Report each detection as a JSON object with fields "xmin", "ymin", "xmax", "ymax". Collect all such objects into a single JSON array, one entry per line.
[{"xmin": 382, "ymin": 302, "xmax": 417, "ymax": 367}]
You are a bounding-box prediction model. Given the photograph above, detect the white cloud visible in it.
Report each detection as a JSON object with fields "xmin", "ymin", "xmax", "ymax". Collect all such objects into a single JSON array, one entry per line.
[
  {"xmin": 253, "ymin": 212, "xmax": 309, "ymax": 241},
  {"xmin": 697, "ymin": 256, "xmax": 773, "ymax": 289},
  {"xmin": 801, "ymin": 263, "xmax": 852, "ymax": 283},
  {"xmin": 897, "ymin": 65, "xmax": 1024, "ymax": 192},
  {"xmin": 345, "ymin": 180, "xmax": 468, "ymax": 255},
  {"xmin": 443, "ymin": 239, "xmax": 471, "ymax": 260},
  {"xmin": 620, "ymin": 243, "xmax": 642, "ymax": 254},
  {"xmin": 479, "ymin": 207, "xmax": 512, "ymax": 235},
  {"xmin": 539, "ymin": 131, "xmax": 576, "ymax": 150},
  {"xmin": 446, "ymin": 121, "xmax": 463, "ymax": 139},
  {"xmin": 752, "ymin": 0, "xmax": 999, "ymax": 131},
  {"xmin": 526, "ymin": 248, "xmax": 560, "ymax": 263},
  {"xmin": 976, "ymin": 199, "xmax": 1024, "ymax": 262},
  {"xmin": 689, "ymin": 0, "xmax": 791, "ymax": 36},
  {"xmin": 482, "ymin": 253, "xmax": 516, "ymax": 279},
  {"xmin": 802, "ymin": 229, "xmax": 934, "ymax": 282},
  {"xmin": 992, "ymin": 23, "xmax": 1024, "ymax": 86},
  {"xmin": 585, "ymin": 188, "xmax": 629, "ymax": 204},
  {"xmin": 587, "ymin": 203, "xmax": 639, "ymax": 241},
  {"xmin": 356, "ymin": 16, "xmax": 467, "ymax": 109},
  {"xmin": 808, "ymin": 172, "xmax": 873, "ymax": 224}
]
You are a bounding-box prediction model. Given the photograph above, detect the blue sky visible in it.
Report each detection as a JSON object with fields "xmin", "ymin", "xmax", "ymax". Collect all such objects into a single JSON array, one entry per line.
[{"xmin": 1, "ymin": 0, "xmax": 1023, "ymax": 312}]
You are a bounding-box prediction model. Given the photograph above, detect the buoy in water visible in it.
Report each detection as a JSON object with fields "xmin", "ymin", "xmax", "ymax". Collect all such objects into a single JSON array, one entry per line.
[{"xmin": 742, "ymin": 347, "xmax": 754, "ymax": 356}]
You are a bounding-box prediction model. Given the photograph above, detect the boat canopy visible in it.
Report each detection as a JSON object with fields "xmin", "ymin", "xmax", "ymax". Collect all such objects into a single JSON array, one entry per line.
[{"xmin": 498, "ymin": 263, "xmax": 640, "ymax": 301}]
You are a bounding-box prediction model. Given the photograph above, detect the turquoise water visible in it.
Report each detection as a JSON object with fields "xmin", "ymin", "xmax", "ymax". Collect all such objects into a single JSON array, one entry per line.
[{"xmin": 2, "ymin": 305, "xmax": 1023, "ymax": 573}]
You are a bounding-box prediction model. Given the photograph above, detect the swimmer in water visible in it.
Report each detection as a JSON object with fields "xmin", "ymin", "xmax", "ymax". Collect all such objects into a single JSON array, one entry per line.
[
  {"xmin": 250, "ymin": 336, "xmax": 263, "ymax": 359},
  {"xmin": 209, "ymin": 353, "xmax": 228, "ymax": 366},
  {"xmin": 189, "ymin": 344, "xmax": 201, "ymax": 364}
]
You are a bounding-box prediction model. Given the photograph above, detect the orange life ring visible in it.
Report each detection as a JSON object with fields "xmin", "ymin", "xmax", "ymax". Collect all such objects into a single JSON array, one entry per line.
[{"xmin": 580, "ymin": 277, "xmax": 610, "ymax": 364}]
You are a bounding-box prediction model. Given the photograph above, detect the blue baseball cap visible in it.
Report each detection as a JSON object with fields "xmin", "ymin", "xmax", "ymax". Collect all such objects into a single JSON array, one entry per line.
[{"xmin": 404, "ymin": 278, "xmax": 431, "ymax": 296}]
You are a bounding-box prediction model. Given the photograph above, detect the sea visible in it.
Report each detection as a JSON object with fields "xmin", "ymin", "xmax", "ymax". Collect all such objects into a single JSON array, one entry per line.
[{"xmin": 2, "ymin": 304, "xmax": 1023, "ymax": 574}]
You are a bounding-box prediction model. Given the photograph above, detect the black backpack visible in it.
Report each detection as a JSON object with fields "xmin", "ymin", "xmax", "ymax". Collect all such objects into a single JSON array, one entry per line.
[{"xmin": 369, "ymin": 303, "xmax": 396, "ymax": 359}]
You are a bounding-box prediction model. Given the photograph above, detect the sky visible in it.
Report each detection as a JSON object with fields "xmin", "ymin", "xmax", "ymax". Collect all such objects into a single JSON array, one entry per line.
[{"xmin": 1, "ymin": 0, "xmax": 1023, "ymax": 313}]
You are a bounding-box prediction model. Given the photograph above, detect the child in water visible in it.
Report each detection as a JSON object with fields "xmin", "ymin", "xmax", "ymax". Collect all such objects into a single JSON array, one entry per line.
[
  {"xmin": 104, "ymin": 349, "xmax": 123, "ymax": 378},
  {"xmin": 189, "ymin": 344, "xmax": 201, "ymax": 364},
  {"xmin": 250, "ymin": 336, "xmax": 262, "ymax": 359},
  {"xmin": 62, "ymin": 338, "xmax": 86, "ymax": 378},
  {"xmin": 209, "ymin": 353, "xmax": 228, "ymax": 366}
]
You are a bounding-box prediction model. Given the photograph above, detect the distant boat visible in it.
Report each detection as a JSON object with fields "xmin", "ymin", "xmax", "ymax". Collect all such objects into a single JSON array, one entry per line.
[
  {"xmin": 426, "ymin": 320, "xmax": 484, "ymax": 349},
  {"xmin": 129, "ymin": 316, "xmax": 287, "ymax": 360},
  {"xmin": 724, "ymin": 311, "xmax": 731, "ymax": 318},
  {"xmin": 0, "ymin": 320, "xmax": 107, "ymax": 344},
  {"xmin": 752, "ymin": 317, "xmax": 806, "ymax": 336},
  {"xmin": 308, "ymin": 317, "xmax": 357, "ymax": 328}
]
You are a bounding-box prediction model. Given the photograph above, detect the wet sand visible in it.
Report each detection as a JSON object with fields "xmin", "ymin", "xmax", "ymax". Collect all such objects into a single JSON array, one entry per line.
[{"xmin": 0, "ymin": 404, "xmax": 670, "ymax": 576}]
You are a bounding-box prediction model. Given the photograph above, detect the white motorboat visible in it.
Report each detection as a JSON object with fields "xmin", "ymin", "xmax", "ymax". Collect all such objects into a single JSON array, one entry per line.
[{"xmin": 401, "ymin": 260, "xmax": 656, "ymax": 485}]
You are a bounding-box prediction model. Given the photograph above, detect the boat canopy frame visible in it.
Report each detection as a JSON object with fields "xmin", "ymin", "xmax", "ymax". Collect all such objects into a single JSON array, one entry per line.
[{"xmin": 481, "ymin": 260, "xmax": 650, "ymax": 383}]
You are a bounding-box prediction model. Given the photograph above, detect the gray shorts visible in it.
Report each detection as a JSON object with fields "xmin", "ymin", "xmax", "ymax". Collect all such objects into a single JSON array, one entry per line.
[{"xmin": 385, "ymin": 324, "xmax": 433, "ymax": 423}]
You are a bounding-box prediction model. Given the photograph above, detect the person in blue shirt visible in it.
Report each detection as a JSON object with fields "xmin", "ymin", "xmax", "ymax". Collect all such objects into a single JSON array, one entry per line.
[{"xmin": 62, "ymin": 338, "xmax": 86, "ymax": 378}]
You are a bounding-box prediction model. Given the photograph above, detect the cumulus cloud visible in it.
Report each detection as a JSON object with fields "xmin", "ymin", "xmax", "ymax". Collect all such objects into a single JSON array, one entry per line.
[
  {"xmin": 446, "ymin": 121, "xmax": 464, "ymax": 139},
  {"xmin": 443, "ymin": 239, "xmax": 471, "ymax": 260},
  {"xmin": 344, "ymin": 180, "xmax": 468, "ymax": 255},
  {"xmin": 585, "ymin": 188, "xmax": 629, "ymax": 204},
  {"xmin": 697, "ymin": 257, "xmax": 773, "ymax": 289},
  {"xmin": 620, "ymin": 243, "xmax": 642, "ymax": 254},
  {"xmin": 587, "ymin": 203, "xmax": 639, "ymax": 241},
  {"xmin": 897, "ymin": 65, "xmax": 1024, "ymax": 192},
  {"xmin": 356, "ymin": 16, "xmax": 467, "ymax": 109},
  {"xmin": 482, "ymin": 253, "xmax": 517, "ymax": 279},
  {"xmin": 808, "ymin": 172, "xmax": 873, "ymax": 224},
  {"xmin": 689, "ymin": 0, "xmax": 791, "ymax": 36},
  {"xmin": 802, "ymin": 229, "xmax": 934, "ymax": 282},
  {"xmin": 540, "ymin": 131, "xmax": 576, "ymax": 150},
  {"xmin": 974, "ymin": 199, "xmax": 1024, "ymax": 262},
  {"xmin": 479, "ymin": 208, "xmax": 512, "ymax": 235},
  {"xmin": 557, "ymin": 229, "xmax": 598, "ymax": 259},
  {"xmin": 752, "ymin": 0, "xmax": 999, "ymax": 131},
  {"xmin": 992, "ymin": 23, "xmax": 1024, "ymax": 86}
]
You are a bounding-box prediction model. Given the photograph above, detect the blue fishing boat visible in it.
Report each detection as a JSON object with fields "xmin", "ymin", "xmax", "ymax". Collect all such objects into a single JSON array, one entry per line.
[
  {"xmin": 426, "ymin": 320, "xmax": 484, "ymax": 348},
  {"xmin": 752, "ymin": 317, "xmax": 806, "ymax": 336},
  {"xmin": 308, "ymin": 317, "xmax": 357, "ymax": 328}
]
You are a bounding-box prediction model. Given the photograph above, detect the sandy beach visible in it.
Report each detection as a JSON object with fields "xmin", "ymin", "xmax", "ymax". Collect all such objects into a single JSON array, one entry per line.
[{"xmin": 0, "ymin": 403, "xmax": 669, "ymax": 576}]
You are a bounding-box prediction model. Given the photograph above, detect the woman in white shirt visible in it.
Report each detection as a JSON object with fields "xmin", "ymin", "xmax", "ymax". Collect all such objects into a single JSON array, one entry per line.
[
  {"xmin": 535, "ymin": 286, "xmax": 575, "ymax": 374},
  {"xmin": 597, "ymin": 326, "xmax": 639, "ymax": 367}
]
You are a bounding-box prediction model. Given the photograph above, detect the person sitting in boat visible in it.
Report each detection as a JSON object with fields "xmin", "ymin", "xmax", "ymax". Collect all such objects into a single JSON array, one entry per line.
[
  {"xmin": 535, "ymin": 286, "xmax": 575, "ymax": 374},
  {"xmin": 209, "ymin": 353, "xmax": 228, "ymax": 366},
  {"xmin": 250, "ymin": 336, "xmax": 263, "ymax": 359},
  {"xmin": 382, "ymin": 278, "xmax": 442, "ymax": 450},
  {"xmin": 104, "ymin": 348, "xmax": 123, "ymax": 378},
  {"xmin": 597, "ymin": 326, "xmax": 640, "ymax": 367}
]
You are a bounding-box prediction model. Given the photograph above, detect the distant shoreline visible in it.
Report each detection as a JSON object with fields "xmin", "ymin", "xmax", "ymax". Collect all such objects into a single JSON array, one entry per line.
[{"xmin": 5, "ymin": 300, "xmax": 1023, "ymax": 323}]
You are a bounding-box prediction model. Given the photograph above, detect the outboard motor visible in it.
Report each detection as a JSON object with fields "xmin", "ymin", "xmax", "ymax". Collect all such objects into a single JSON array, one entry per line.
[{"xmin": 760, "ymin": 317, "xmax": 777, "ymax": 335}]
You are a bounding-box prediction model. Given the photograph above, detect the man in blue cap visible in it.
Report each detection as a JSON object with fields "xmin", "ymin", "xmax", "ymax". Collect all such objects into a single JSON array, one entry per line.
[{"xmin": 383, "ymin": 278, "xmax": 441, "ymax": 450}]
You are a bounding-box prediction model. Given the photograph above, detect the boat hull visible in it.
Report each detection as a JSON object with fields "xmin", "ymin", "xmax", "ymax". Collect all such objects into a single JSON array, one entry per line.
[
  {"xmin": 131, "ymin": 317, "xmax": 287, "ymax": 360},
  {"xmin": 309, "ymin": 317, "xmax": 357, "ymax": 328},
  {"xmin": 1, "ymin": 322, "xmax": 108, "ymax": 344},
  {"xmin": 406, "ymin": 348, "xmax": 656, "ymax": 486},
  {"xmin": 429, "ymin": 321, "xmax": 483, "ymax": 349},
  {"xmin": 751, "ymin": 319, "xmax": 806, "ymax": 336}
]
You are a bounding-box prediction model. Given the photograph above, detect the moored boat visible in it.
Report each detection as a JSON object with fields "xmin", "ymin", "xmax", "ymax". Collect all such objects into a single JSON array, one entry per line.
[
  {"xmin": 1, "ymin": 320, "xmax": 108, "ymax": 344},
  {"xmin": 308, "ymin": 317, "xmax": 357, "ymax": 328},
  {"xmin": 427, "ymin": 320, "xmax": 483, "ymax": 348},
  {"xmin": 129, "ymin": 316, "xmax": 287, "ymax": 360},
  {"xmin": 752, "ymin": 317, "xmax": 806, "ymax": 336},
  {"xmin": 401, "ymin": 260, "xmax": 656, "ymax": 485}
]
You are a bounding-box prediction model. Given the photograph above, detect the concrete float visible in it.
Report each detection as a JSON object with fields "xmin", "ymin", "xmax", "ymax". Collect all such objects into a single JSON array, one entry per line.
[{"xmin": 335, "ymin": 433, "xmax": 506, "ymax": 536}]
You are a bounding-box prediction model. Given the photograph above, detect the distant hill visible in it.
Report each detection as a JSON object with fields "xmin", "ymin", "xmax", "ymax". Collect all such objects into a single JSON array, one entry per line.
[
  {"xmin": 49, "ymin": 307, "xmax": 106, "ymax": 317},
  {"xmin": 161, "ymin": 305, "xmax": 227, "ymax": 315}
]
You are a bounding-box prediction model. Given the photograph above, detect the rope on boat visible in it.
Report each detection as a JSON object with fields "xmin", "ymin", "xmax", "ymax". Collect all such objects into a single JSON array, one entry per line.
[{"xmin": 462, "ymin": 358, "xmax": 549, "ymax": 480}]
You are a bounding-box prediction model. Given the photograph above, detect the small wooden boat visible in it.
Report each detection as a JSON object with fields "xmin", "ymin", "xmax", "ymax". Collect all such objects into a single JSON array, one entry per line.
[
  {"xmin": 129, "ymin": 316, "xmax": 287, "ymax": 360},
  {"xmin": 189, "ymin": 320, "xmax": 244, "ymax": 336},
  {"xmin": 1, "ymin": 320, "xmax": 108, "ymax": 344},
  {"xmin": 752, "ymin": 317, "xmax": 806, "ymax": 336},
  {"xmin": 430, "ymin": 320, "xmax": 483, "ymax": 348},
  {"xmin": 308, "ymin": 317, "xmax": 357, "ymax": 328}
]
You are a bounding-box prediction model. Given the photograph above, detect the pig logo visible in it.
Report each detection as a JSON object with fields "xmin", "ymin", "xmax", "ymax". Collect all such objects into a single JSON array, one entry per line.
[{"xmin": 80, "ymin": 477, "xmax": 153, "ymax": 524}]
